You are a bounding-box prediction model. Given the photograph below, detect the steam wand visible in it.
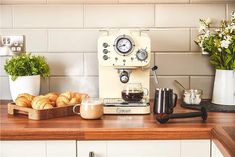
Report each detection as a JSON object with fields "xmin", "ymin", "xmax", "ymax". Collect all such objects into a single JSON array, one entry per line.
[
  {"xmin": 156, "ymin": 107, "xmax": 208, "ymax": 124},
  {"xmin": 151, "ymin": 66, "xmax": 159, "ymax": 85}
]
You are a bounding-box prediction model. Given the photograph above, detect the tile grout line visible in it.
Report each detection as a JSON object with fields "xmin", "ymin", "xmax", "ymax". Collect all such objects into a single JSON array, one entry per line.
[
  {"xmin": 154, "ymin": 4, "xmax": 156, "ymax": 27},
  {"xmin": 83, "ymin": 4, "xmax": 85, "ymax": 29},
  {"xmin": 12, "ymin": 5, "xmax": 14, "ymax": 29}
]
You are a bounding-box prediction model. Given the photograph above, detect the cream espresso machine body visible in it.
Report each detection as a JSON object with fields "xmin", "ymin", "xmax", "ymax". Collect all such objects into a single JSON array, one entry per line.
[{"xmin": 98, "ymin": 30, "xmax": 151, "ymax": 114}]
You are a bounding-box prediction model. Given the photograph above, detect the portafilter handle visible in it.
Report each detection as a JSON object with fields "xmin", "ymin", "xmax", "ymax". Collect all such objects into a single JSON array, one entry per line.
[{"xmin": 156, "ymin": 107, "xmax": 208, "ymax": 124}]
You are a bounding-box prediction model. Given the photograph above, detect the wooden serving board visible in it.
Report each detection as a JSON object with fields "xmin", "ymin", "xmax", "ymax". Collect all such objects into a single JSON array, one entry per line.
[{"xmin": 8, "ymin": 103, "xmax": 76, "ymax": 120}]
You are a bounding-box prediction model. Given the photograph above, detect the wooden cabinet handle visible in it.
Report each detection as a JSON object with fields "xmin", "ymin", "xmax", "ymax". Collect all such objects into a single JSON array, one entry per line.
[{"xmin": 89, "ymin": 151, "xmax": 94, "ymax": 157}]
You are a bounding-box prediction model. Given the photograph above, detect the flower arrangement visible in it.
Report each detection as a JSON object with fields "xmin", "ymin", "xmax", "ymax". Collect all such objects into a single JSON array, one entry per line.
[{"xmin": 195, "ymin": 12, "xmax": 235, "ymax": 70}]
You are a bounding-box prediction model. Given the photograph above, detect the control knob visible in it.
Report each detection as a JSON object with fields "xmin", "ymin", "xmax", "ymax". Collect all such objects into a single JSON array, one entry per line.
[
  {"xmin": 119, "ymin": 70, "xmax": 129, "ymax": 83},
  {"xmin": 136, "ymin": 49, "xmax": 148, "ymax": 61}
]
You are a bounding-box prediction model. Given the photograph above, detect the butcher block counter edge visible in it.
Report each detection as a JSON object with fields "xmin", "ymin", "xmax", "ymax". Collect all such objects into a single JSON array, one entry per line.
[{"xmin": 0, "ymin": 100, "xmax": 235, "ymax": 157}]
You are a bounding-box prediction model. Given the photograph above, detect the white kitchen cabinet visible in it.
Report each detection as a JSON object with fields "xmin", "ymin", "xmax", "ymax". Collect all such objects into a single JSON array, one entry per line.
[
  {"xmin": 212, "ymin": 141, "xmax": 224, "ymax": 157},
  {"xmin": 78, "ymin": 140, "xmax": 210, "ymax": 157},
  {"xmin": 181, "ymin": 140, "xmax": 210, "ymax": 157},
  {"xmin": 0, "ymin": 141, "xmax": 46, "ymax": 157},
  {"xmin": 0, "ymin": 140, "xmax": 212, "ymax": 157},
  {"xmin": 0, "ymin": 140, "xmax": 76, "ymax": 157},
  {"xmin": 46, "ymin": 140, "xmax": 76, "ymax": 157},
  {"xmin": 77, "ymin": 141, "xmax": 107, "ymax": 157},
  {"xmin": 107, "ymin": 140, "xmax": 181, "ymax": 157}
]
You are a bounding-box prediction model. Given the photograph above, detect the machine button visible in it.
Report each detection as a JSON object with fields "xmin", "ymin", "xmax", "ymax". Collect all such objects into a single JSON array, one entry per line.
[
  {"xmin": 103, "ymin": 43, "xmax": 109, "ymax": 48},
  {"xmin": 136, "ymin": 49, "xmax": 148, "ymax": 61},
  {"xmin": 16, "ymin": 47, "xmax": 22, "ymax": 51},
  {"xmin": 103, "ymin": 55, "xmax": 108, "ymax": 60},
  {"xmin": 11, "ymin": 47, "xmax": 16, "ymax": 51},
  {"xmin": 103, "ymin": 49, "xmax": 108, "ymax": 54}
]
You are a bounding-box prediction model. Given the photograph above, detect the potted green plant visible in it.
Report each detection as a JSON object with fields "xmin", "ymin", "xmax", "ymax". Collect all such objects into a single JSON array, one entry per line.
[
  {"xmin": 195, "ymin": 12, "xmax": 235, "ymax": 105},
  {"xmin": 4, "ymin": 53, "xmax": 50, "ymax": 101}
]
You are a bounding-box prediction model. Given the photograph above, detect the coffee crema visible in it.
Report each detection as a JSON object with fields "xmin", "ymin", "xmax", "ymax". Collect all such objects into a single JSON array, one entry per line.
[{"xmin": 122, "ymin": 90, "xmax": 144, "ymax": 102}]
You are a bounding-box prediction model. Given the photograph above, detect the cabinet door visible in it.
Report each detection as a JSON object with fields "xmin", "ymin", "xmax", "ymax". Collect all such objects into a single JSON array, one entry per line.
[
  {"xmin": 212, "ymin": 141, "xmax": 224, "ymax": 157},
  {"xmin": 77, "ymin": 141, "xmax": 106, "ymax": 157},
  {"xmin": 107, "ymin": 140, "xmax": 181, "ymax": 157},
  {"xmin": 181, "ymin": 140, "xmax": 210, "ymax": 157},
  {"xmin": 46, "ymin": 140, "xmax": 76, "ymax": 157},
  {"xmin": 0, "ymin": 141, "xmax": 46, "ymax": 157}
]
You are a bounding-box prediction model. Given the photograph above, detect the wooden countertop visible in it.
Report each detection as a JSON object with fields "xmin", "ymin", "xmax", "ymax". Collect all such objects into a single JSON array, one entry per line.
[{"xmin": 0, "ymin": 100, "xmax": 235, "ymax": 157}]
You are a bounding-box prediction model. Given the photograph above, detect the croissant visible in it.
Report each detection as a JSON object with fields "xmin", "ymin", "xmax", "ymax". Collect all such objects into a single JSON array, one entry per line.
[
  {"xmin": 44, "ymin": 92, "xmax": 59, "ymax": 107},
  {"xmin": 15, "ymin": 93, "xmax": 35, "ymax": 108},
  {"xmin": 56, "ymin": 92, "xmax": 88, "ymax": 107},
  {"xmin": 31, "ymin": 96, "xmax": 53, "ymax": 110}
]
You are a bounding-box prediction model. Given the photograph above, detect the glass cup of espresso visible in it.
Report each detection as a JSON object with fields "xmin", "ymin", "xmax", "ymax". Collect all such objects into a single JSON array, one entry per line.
[
  {"xmin": 73, "ymin": 98, "xmax": 104, "ymax": 120},
  {"xmin": 121, "ymin": 83, "xmax": 148, "ymax": 102}
]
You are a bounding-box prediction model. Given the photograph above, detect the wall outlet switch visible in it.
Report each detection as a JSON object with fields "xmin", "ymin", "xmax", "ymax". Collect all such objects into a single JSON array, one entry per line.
[{"xmin": 0, "ymin": 35, "xmax": 26, "ymax": 56}]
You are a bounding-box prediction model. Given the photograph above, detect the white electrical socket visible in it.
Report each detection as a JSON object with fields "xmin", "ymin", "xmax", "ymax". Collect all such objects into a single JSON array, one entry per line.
[{"xmin": 0, "ymin": 35, "xmax": 25, "ymax": 56}]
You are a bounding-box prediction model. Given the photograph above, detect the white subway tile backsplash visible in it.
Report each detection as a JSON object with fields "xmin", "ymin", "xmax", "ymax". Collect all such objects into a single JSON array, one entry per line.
[
  {"xmin": 0, "ymin": 57, "xmax": 8, "ymax": 76},
  {"xmin": 1, "ymin": 0, "xmax": 46, "ymax": 4},
  {"xmin": 84, "ymin": 5, "xmax": 154, "ymax": 28},
  {"xmin": 119, "ymin": 0, "xmax": 156, "ymax": 3},
  {"xmin": 119, "ymin": 0, "xmax": 189, "ymax": 3},
  {"xmin": 47, "ymin": 0, "xmax": 83, "ymax": 3},
  {"xmin": 0, "ymin": 29, "xmax": 47, "ymax": 52},
  {"xmin": 48, "ymin": 0, "xmax": 118, "ymax": 3},
  {"xmin": 48, "ymin": 30, "xmax": 100, "ymax": 52},
  {"xmin": 155, "ymin": 53, "xmax": 214, "ymax": 75},
  {"xmin": 190, "ymin": 76, "xmax": 214, "ymax": 99},
  {"xmin": 0, "ymin": 1, "xmax": 230, "ymax": 99},
  {"xmin": 84, "ymin": 53, "xmax": 98, "ymax": 76},
  {"xmin": 84, "ymin": 0, "xmax": 118, "ymax": 3},
  {"xmin": 0, "ymin": 6, "xmax": 12, "ymax": 28},
  {"xmin": 40, "ymin": 53, "xmax": 83, "ymax": 76},
  {"xmin": 49, "ymin": 77, "xmax": 98, "ymax": 97},
  {"xmin": 228, "ymin": 4, "xmax": 235, "ymax": 18},
  {"xmin": 150, "ymin": 76, "xmax": 189, "ymax": 99},
  {"xmin": 40, "ymin": 78, "xmax": 49, "ymax": 94},
  {"xmin": 191, "ymin": 0, "xmax": 235, "ymax": 3},
  {"xmin": 156, "ymin": 0, "xmax": 189, "ymax": 3},
  {"xmin": 191, "ymin": 28, "xmax": 201, "ymax": 52},
  {"xmin": 148, "ymin": 29, "xmax": 190, "ymax": 52},
  {"xmin": 155, "ymin": 4, "xmax": 226, "ymax": 27},
  {"xmin": 0, "ymin": 77, "xmax": 11, "ymax": 99},
  {"xmin": 150, "ymin": 53, "xmax": 155, "ymax": 69},
  {"xmin": 14, "ymin": 5, "xmax": 83, "ymax": 28}
]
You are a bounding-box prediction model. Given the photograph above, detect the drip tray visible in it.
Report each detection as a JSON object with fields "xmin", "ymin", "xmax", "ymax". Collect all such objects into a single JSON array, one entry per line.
[{"xmin": 103, "ymin": 98, "xmax": 150, "ymax": 115}]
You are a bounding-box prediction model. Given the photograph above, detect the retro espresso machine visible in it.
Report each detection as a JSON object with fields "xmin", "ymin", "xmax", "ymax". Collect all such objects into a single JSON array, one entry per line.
[{"xmin": 98, "ymin": 30, "xmax": 151, "ymax": 114}]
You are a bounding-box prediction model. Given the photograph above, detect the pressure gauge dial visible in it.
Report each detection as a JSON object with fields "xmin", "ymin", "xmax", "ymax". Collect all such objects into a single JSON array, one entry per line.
[
  {"xmin": 136, "ymin": 49, "xmax": 148, "ymax": 61},
  {"xmin": 114, "ymin": 35, "xmax": 135, "ymax": 55}
]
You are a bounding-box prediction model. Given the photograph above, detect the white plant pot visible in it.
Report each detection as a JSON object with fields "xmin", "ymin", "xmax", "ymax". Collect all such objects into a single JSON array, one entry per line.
[
  {"xmin": 212, "ymin": 69, "xmax": 235, "ymax": 105},
  {"xmin": 9, "ymin": 75, "xmax": 40, "ymax": 102}
]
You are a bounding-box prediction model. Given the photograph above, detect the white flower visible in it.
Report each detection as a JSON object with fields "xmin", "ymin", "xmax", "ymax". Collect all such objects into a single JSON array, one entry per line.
[
  {"xmin": 231, "ymin": 11, "xmax": 235, "ymax": 20},
  {"xmin": 205, "ymin": 18, "xmax": 212, "ymax": 25},
  {"xmin": 221, "ymin": 40, "xmax": 230, "ymax": 48},
  {"xmin": 199, "ymin": 24, "xmax": 206, "ymax": 32},
  {"xmin": 218, "ymin": 48, "xmax": 222, "ymax": 52},
  {"xmin": 226, "ymin": 35, "xmax": 232, "ymax": 41}
]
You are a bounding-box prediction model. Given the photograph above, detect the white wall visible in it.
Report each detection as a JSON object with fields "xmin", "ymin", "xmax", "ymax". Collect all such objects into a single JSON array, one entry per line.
[{"xmin": 0, "ymin": 0, "xmax": 235, "ymax": 100}]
